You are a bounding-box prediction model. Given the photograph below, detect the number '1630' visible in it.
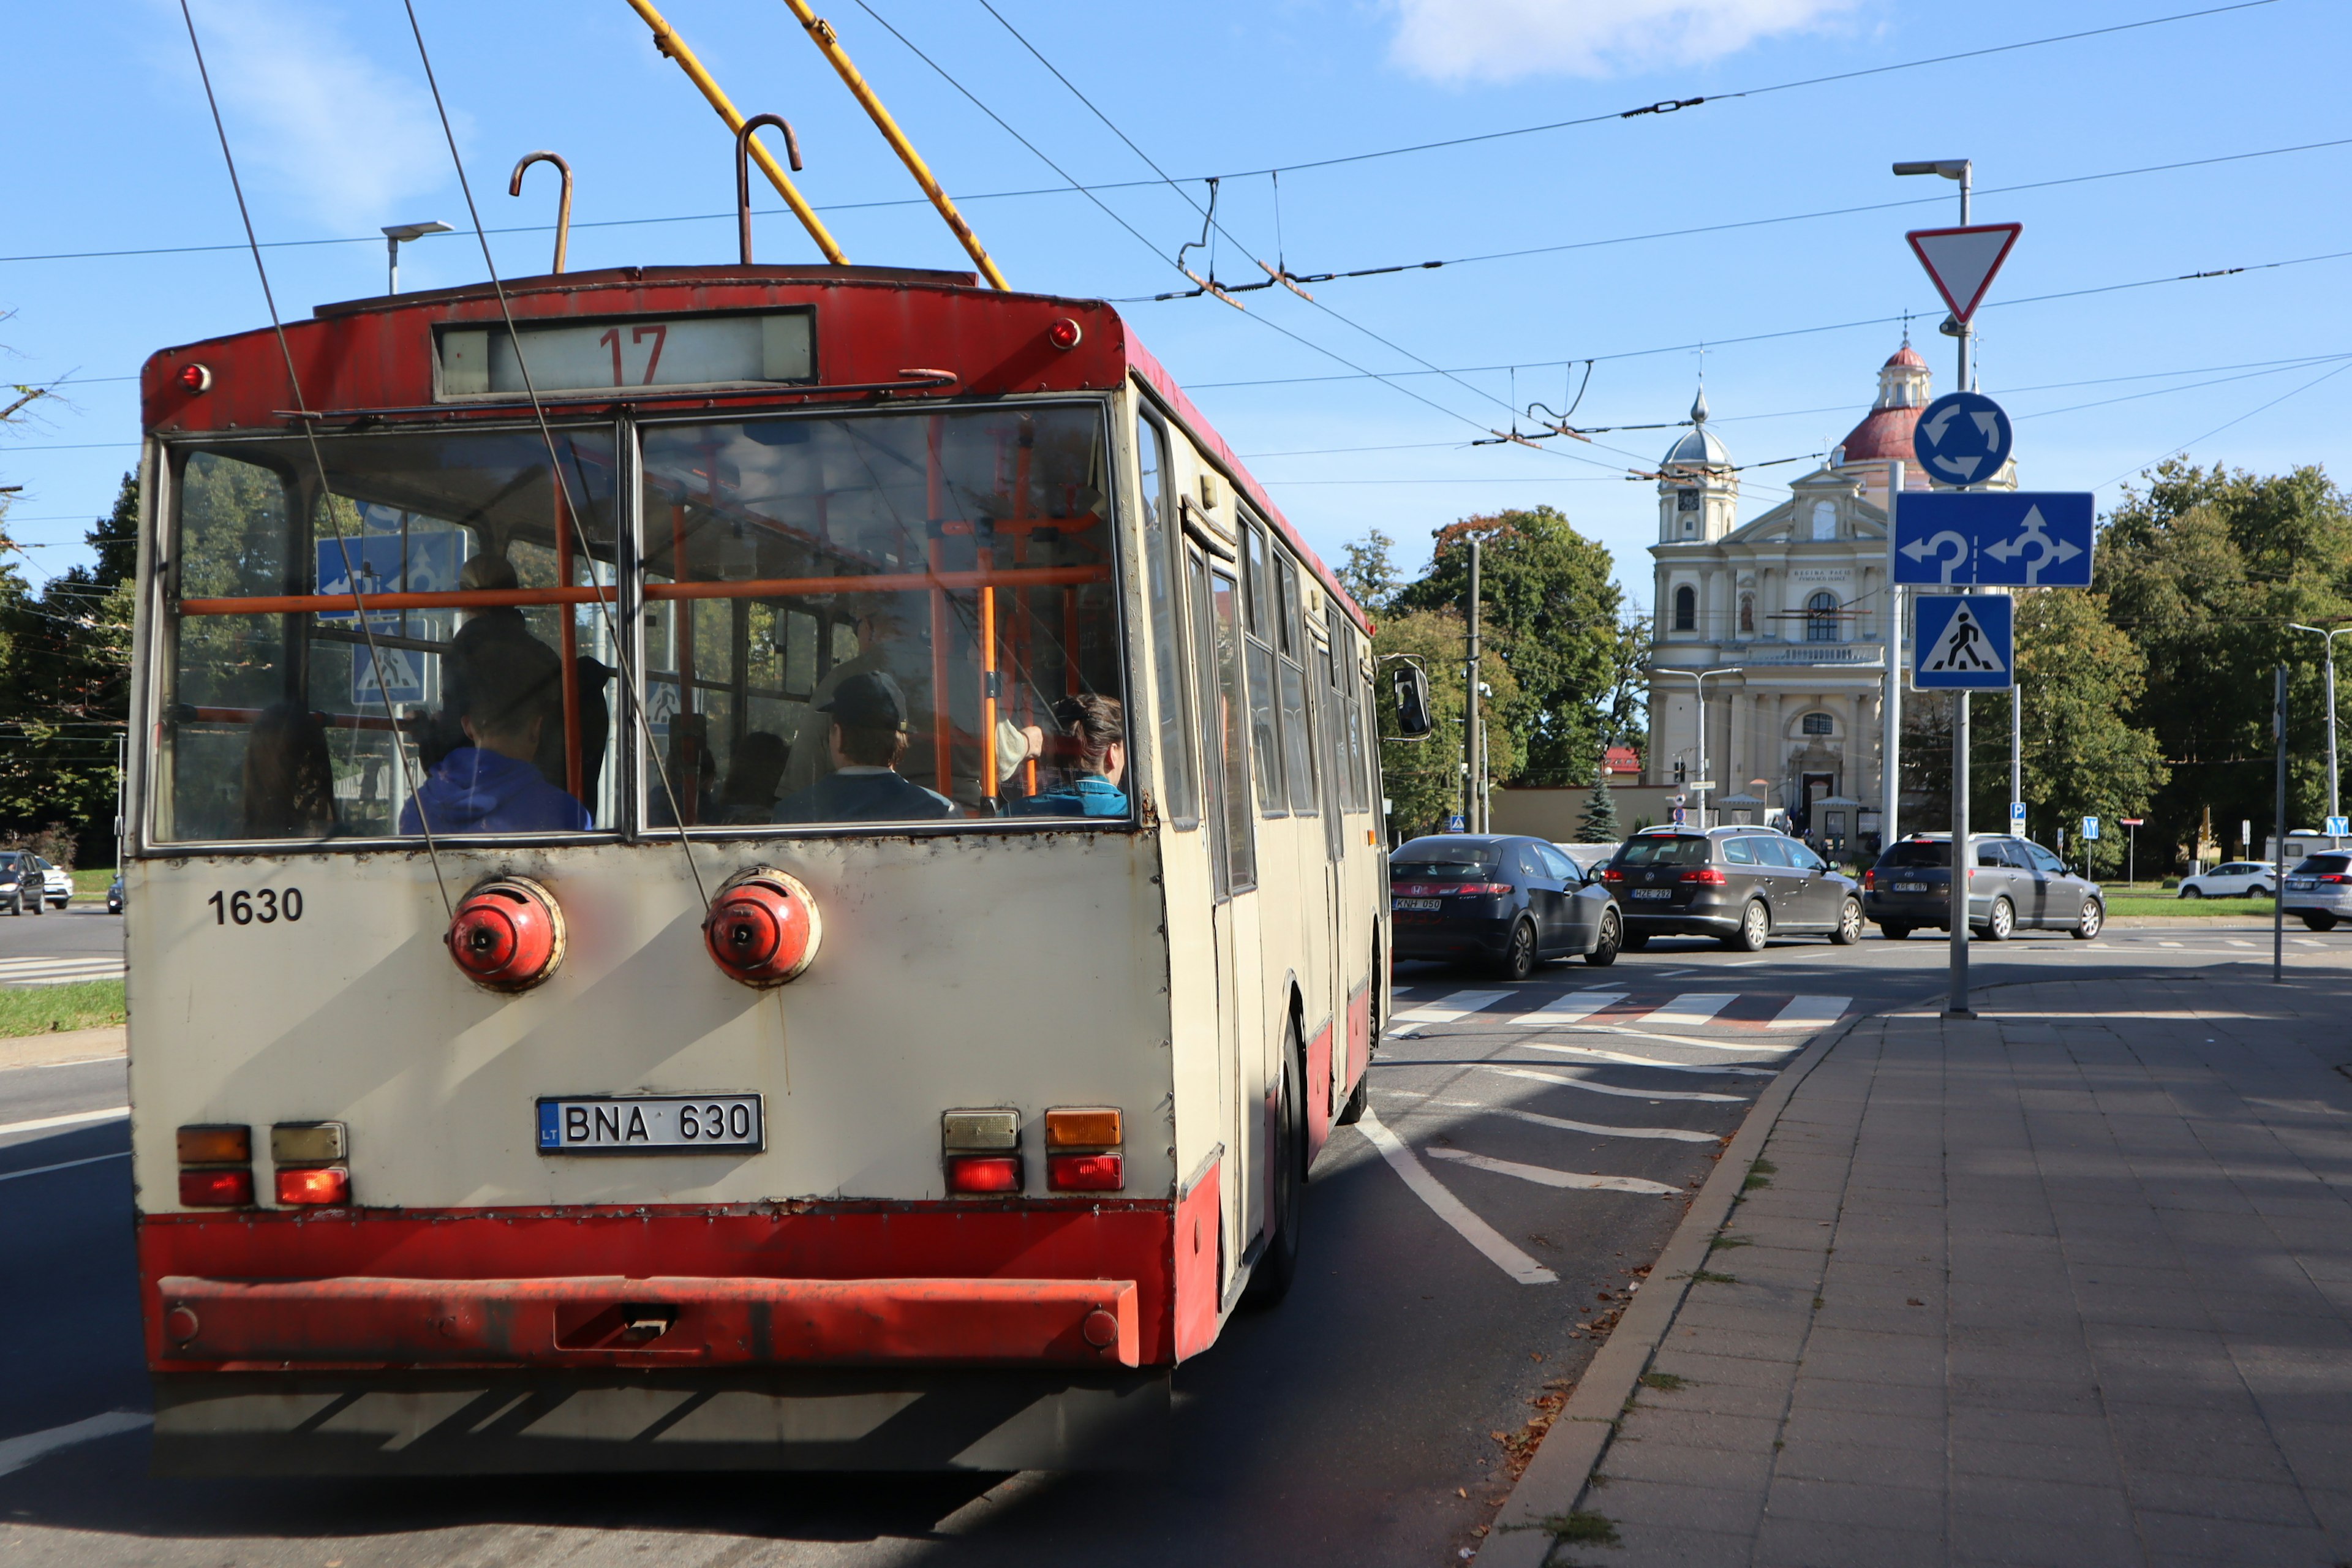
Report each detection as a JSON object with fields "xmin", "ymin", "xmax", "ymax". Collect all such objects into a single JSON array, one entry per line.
[{"xmin": 207, "ymin": 888, "xmax": 303, "ymax": 925}]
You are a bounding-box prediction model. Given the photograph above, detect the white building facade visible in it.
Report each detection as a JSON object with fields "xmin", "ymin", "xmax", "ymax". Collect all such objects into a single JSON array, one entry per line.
[{"xmin": 1644, "ymin": 344, "xmax": 1953, "ymax": 852}]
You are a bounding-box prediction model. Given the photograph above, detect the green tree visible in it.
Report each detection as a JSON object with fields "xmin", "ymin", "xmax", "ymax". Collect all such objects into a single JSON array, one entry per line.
[
  {"xmin": 1339, "ymin": 529, "xmax": 1400, "ymax": 614},
  {"xmin": 1390, "ymin": 507, "xmax": 1624, "ymax": 788},
  {"xmin": 1577, "ymin": 761, "xmax": 1622, "ymax": 843},
  {"xmin": 2099, "ymin": 460, "xmax": 2352, "ymax": 866},
  {"xmin": 1369, "ymin": 608, "xmax": 1521, "ymax": 839}
]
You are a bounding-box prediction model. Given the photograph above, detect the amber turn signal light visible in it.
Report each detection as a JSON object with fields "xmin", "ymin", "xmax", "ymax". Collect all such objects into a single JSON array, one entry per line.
[
  {"xmin": 447, "ymin": 875, "xmax": 565, "ymax": 992},
  {"xmin": 176, "ymin": 1125, "xmax": 250, "ymax": 1164},
  {"xmin": 704, "ymin": 867, "xmax": 821, "ymax": 987},
  {"xmin": 179, "ymin": 1167, "xmax": 254, "ymax": 1207},
  {"xmin": 275, "ymin": 1165, "xmax": 350, "ymax": 1206},
  {"xmin": 1044, "ymin": 1107, "xmax": 1122, "ymax": 1148}
]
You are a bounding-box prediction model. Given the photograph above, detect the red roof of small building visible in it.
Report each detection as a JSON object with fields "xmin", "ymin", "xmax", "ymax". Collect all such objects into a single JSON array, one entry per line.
[{"xmin": 1604, "ymin": 746, "xmax": 1641, "ymax": 775}]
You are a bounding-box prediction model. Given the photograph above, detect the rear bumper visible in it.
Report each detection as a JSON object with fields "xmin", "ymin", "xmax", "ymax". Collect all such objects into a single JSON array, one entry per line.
[
  {"xmin": 1619, "ymin": 894, "xmax": 1738, "ymax": 935},
  {"xmin": 1392, "ymin": 914, "xmax": 1512, "ymax": 958},
  {"xmin": 152, "ymin": 1365, "xmax": 1169, "ymax": 1473},
  {"xmin": 156, "ymin": 1273, "xmax": 1140, "ymax": 1368}
]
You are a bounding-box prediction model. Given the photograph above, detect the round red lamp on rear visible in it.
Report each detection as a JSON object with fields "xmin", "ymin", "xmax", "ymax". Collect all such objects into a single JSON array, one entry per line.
[
  {"xmin": 1046, "ymin": 318, "xmax": 1082, "ymax": 351},
  {"xmin": 178, "ymin": 363, "xmax": 213, "ymax": 393},
  {"xmin": 447, "ymin": 875, "xmax": 566, "ymax": 992},
  {"xmin": 704, "ymin": 867, "xmax": 821, "ymax": 987}
]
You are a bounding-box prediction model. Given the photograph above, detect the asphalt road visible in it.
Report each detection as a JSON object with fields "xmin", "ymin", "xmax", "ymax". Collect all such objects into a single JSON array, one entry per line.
[
  {"xmin": 0, "ymin": 899, "xmax": 124, "ymax": 982},
  {"xmin": 0, "ymin": 921, "xmax": 2331, "ymax": 1567}
]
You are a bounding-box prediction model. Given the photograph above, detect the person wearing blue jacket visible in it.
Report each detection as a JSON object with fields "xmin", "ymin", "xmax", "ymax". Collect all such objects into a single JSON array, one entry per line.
[
  {"xmin": 402, "ymin": 637, "xmax": 592, "ymax": 835},
  {"xmin": 1012, "ymin": 694, "xmax": 1129, "ymax": 818}
]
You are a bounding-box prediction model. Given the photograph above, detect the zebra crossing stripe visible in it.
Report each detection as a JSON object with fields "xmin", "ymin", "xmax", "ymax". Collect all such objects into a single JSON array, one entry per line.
[
  {"xmin": 1509, "ymin": 990, "xmax": 1626, "ymax": 1027},
  {"xmin": 0, "ymin": 958, "xmax": 126, "ymax": 988},
  {"xmin": 1424, "ymin": 1147, "xmax": 1680, "ymax": 1196},
  {"xmin": 1636, "ymin": 993, "xmax": 1736, "ymax": 1028},
  {"xmin": 1485, "ymin": 1065, "xmax": 1745, "ymax": 1104},
  {"xmin": 1765, "ymin": 995, "xmax": 1850, "ymax": 1029},
  {"xmin": 1390, "ymin": 989, "xmax": 1512, "ymax": 1035}
]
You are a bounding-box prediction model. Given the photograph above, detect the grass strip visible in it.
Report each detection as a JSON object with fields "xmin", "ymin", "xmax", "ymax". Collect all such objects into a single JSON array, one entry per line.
[{"xmin": 0, "ymin": 979, "xmax": 126, "ymax": 1038}]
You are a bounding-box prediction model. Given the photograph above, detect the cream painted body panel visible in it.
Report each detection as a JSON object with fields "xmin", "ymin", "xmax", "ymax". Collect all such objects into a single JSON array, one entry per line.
[{"xmin": 125, "ymin": 834, "xmax": 1172, "ymax": 1213}]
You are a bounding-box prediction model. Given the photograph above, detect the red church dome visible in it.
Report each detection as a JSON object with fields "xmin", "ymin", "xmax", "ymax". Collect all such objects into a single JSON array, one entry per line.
[{"xmin": 1835, "ymin": 342, "xmax": 1934, "ymax": 483}]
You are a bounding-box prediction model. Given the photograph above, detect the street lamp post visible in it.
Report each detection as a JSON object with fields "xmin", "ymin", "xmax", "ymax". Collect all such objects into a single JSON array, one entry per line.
[
  {"xmin": 1652, "ymin": 667, "xmax": 1736, "ymax": 832},
  {"xmin": 2290, "ymin": 623, "xmax": 2352, "ymax": 828},
  {"xmin": 382, "ymin": 221, "xmax": 454, "ymax": 295}
]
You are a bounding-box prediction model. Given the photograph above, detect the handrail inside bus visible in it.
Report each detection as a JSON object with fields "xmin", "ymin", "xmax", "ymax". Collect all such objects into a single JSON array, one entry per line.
[{"xmin": 173, "ymin": 564, "xmax": 1109, "ymax": 617}]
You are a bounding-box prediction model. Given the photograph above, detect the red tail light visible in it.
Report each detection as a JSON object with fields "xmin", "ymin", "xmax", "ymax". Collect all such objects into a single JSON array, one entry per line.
[
  {"xmin": 447, "ymin": 876, "xmax": 565, "ymax": 991},
  {"xmin": 704, "ymin": 867, "xmax": 822, "ymax": 987},
  {"xmin": 1447, "ymin": 882, "xmax": 1513, "ymax": 895},
  {"xmin": 1600, "ymin": 867, "xmax": 1626, "ymax": 884},
  {"xmin": 179, "ymin": 1167, "xmax": 253, "ymax": 1207},
  {"xmin": 945, "ymin": 1155, "xmax": 1022, "ymax": 1194},
  {"xmin": 2321, "ymin": 874, "xmax": 2350, "ymax": 884},
  {"xmin": 1863, "ymin": 869, "xmax": 1875, "ymax": 891},
  {"xmin": 178, "ymin": 363, "xmax": 213, "ymax": 393},
  {"xmin": 1047, "ymin": 317, "xmax": 1082, "ymax": 350},
  {"xmin": 1679, "ymin": 867, "xmax": 1728, "ymax": 884},
  {"xmin": 1047, "ymin": 1153, "xmax": 1125, "ymax": 1191},
  {"xmin": 275, "ymin": 1165, "xmax": 350, "ymax": 1206}
]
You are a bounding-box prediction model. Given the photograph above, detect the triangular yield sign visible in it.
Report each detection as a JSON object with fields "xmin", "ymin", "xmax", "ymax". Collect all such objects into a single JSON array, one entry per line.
[
  {"xmin": 1921, "ymin": 603, "xmax": 2007, "ymax": 674},
  {"xmin": 1906, "ymin": 223, "xmax": 2022, "ymax": 323}
]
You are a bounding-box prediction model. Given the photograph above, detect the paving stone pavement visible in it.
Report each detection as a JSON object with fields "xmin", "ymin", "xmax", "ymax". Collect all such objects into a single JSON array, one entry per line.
[{"xmin": 1570, "ymin": 968, "xmax": 2352, "ymax": 1568}]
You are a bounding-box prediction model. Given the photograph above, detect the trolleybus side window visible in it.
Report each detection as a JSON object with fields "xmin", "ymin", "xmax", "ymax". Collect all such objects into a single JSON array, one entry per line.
[
  {"xmin": 1240, "ymin": 518, "xmax": 1287, "ymax": 819},
  {"xmin": 636, "ymin": 404, "xmax": 1125, "ymax": 827},
  {"xmin": 1275, "ymin": 553, "xmax": 1317, "ymax": 816},
  {"xmin": 1327, "ymin": 606, "xmax": 1369, "ymax": 815},
  {"xmin": 1200, "ymin": 559, "xmax": 1257, "ymax": 891},
  {"xmin": 1136, "ymin": 411, "xmax": 1198, "ymax": 830},
  {"xmin": 157, "ymin": 429, "xmax": 622, "ymax": 844}
]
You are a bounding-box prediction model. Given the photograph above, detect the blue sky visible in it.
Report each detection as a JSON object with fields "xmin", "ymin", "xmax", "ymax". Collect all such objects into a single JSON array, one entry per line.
[{"xmin": 4, "ymin": 0, "xmax": 2346, "ymax": 609}]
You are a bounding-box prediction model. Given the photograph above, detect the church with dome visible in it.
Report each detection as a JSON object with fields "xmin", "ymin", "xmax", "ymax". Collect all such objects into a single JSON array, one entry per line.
[{"xmin": 1640, "ymin": 339, "xmax": 2013, "ymax": 852}]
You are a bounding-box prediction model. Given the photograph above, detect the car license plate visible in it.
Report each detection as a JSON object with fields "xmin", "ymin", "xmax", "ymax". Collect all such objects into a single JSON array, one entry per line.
[
  {"xmin": 1894, "ymin": 881, "xmax": 1928, "ymax": 892},
  {"xmin": 537, "ymin": 1095, "xmax": 764, "ymax": 1154},
  {"xmin": 1630, "ymin": 888, "xmax": 1672, "ymax": 900},
  {"xmin": 2288, "ymin": 878, "xmax": 2315, "ymax": 891},
  {"xmin": 1393, "ymin": 897, "xmax": 1442, "ymax": 912}
]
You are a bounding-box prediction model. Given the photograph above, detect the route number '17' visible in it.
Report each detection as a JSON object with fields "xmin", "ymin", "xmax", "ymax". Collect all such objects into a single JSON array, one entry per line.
[
  {"xmin": 598, "ymin": 325, "xmax": 669, "ymax": 386},
  {"xmin": 208, "ymin": 888, "xmax": 304, "ymax": 925}
]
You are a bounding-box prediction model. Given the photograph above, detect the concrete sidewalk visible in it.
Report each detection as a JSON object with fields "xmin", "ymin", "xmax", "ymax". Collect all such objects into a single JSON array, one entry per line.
[{"xmin": 1567, "ymin": 968, "xmax": 2352, "ymax": 1567}]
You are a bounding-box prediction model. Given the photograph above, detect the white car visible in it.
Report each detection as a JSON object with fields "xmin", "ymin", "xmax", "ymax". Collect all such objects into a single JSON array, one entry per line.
[
  {"xmin": 39, "ymin": 861, "xmax": 70, "ymax": 909},
  {"xmin": 2177, "ymin": 861, "xmax": 2273, "ymax": 899}
]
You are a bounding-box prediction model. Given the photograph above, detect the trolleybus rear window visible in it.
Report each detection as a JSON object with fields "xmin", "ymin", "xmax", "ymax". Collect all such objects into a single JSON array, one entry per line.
[{"xmin": 637, "ymin": 404, "xmax": 1123, "ymax": 827}]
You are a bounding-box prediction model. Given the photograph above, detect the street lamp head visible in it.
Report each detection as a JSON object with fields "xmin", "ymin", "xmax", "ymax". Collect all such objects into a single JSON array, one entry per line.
[
  {"xmin": 1892, "ymin": 159, "xmax": 1971, "ymax": 181},
  {"xmin": 382, "ymin": 221, "xmax": 454, "ymax": 243}
]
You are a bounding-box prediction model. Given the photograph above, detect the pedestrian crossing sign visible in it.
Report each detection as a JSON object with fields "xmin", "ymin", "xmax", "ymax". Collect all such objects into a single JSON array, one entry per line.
[{"xmin": 1912, "ymin": 593, "xmax": 2014, "ymax": 691}]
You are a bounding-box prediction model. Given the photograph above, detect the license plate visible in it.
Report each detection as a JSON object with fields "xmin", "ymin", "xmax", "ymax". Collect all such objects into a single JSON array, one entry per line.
[
  {"xmin": 1393, "ymin": 897, "xmax": 1441, "ymax": 911},
  {"xmin": 1630, "ymin": 888, "xmax": 1672, "ymax": 900},
  {"xmin": 538, "ymin": 1095, "xmax": 764, "ymax": 1155},
  {"xmin": 1894, "ymin": 881, "xmax": 1928, "ymax": 892},
  {"xmin": 2288, "ymin": 878, "xmax": 2315, "ymax": 891}
]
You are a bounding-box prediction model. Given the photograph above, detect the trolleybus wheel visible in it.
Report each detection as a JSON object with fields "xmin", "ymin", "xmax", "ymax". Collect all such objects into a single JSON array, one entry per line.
[
  {"xmin": 1244, "ymin": 1017, "xmax": 1307, "ymax": 1308},
  {"xmin": 1336, "ymin": 1065, "xmax": 1371, "ymax": 1126}
]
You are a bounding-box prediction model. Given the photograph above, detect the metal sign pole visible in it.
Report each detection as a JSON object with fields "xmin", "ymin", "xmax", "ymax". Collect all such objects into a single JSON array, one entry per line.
[
  {"xmin": 1883, "ymin": 462, "xmax": 1903, "ymax": 849},
  {"xmin": 1950, "ymin": 686, "xmax": 1972, "ymax": 1016},
  {"xmin": 1465, "ymin": 540, "xmax": 1481, "ymax": 832},
  {"xmin": 2275, "ymin": 664, "xmax": 2289, "ymax": 983}
]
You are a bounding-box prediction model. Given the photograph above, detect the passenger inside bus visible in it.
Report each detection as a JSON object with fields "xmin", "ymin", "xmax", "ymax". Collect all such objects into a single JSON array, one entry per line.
[
  {"xmin": 717, "ymin": 730, "xmax": 790, "ymax": 823},
  {"xmin": 401, "ymin": 638, "xmax": 594, "ymax": 834},
  {"xmin": 771, "ymin": 672, "xmax": 956, "ymax": 823},
  {"xmin": 241, "ymin": 702, "xmax": 339, "ymax": 838},
  {"xmin": 1012, "ymin": 694, "xmax": 1128, "ymax": 818},
  {"xmin": 777, "ymin": 600, "xmax": 934, "ymax": 802}
]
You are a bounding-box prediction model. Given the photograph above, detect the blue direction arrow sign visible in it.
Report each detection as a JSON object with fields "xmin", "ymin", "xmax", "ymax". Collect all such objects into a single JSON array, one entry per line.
[
  {"xmin": 1912, "ymin": 594, "xmax": 2013, "ymax": 691},
  {"xmin": 1891, "ymin": 491, "xmax": 2095, "ymax": 587},
  {"xmin": 1912, "ymin": 391, "xmax": 2013, "ymax": 486}
]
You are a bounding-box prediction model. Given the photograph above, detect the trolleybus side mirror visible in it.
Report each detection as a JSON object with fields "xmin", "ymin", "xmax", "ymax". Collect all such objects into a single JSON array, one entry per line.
[
  {"xmin": 508, "ymin": 150, "xmax": 573, "ymax": 275},
  {"xmin": 735, "ymin": 113, "xmax": 804, "ymax": 266},
  {"xmin": 1392, "ymin": 665, "xmax": 1435, "ymax": 740}
]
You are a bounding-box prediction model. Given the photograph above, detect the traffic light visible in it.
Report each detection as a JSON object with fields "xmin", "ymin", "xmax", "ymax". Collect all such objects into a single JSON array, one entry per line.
[{"xmin": 1673, "ymin": 760, "xmax": 1687, "ymax": 785}]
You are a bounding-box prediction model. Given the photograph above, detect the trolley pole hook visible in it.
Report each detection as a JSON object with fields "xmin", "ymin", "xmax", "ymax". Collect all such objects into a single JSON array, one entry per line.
[
  {"xmin": 507, "ymin": 150, "xmax": 573, "ymax": 274},
  {"xmin": 736, "ymin": 114, "xmax": 802, "ymax": 265}
]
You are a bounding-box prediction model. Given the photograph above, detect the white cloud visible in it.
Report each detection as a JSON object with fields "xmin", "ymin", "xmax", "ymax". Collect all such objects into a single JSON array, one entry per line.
[
  {"xmin": 1389, "ymin": 0, "xmax": 1863, "ymax": 83},
  {"xmin": 167, "ymin": 0, "xmax": 457, "ymax": 232}
]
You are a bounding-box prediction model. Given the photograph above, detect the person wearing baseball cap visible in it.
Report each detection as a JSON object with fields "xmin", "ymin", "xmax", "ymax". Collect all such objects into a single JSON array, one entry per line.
[{"xmin": 772, "ymin": 671, "xmax": 957, "ymax": 823}]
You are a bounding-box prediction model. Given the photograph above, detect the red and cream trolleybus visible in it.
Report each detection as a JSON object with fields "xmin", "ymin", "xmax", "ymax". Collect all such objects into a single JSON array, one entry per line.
[{"xmin": 125, "ymin": 251, "xmax": 1393, "ymax": 1472}]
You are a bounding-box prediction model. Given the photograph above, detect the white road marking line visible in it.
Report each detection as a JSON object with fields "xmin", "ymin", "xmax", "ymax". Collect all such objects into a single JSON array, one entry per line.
[
  {"xmin": 0, "ymin": 1106, "xmax": 127, "ymax": 1137},
  {"xmin": 1509, "ymin": 990, "xmax": 1626, "ymax": 1027},
  {"xmin": 1485, "ymin": 1065, "xmax": 1746, "ymax": 1104},
  {"xmin": 0, "ymin": 1411, "xmax": 152, "ymax": 1478},
  {"xmin": 1554, "ymin": 1025, "xmax": 1801, "ymax": 1055},
  {"xmin": 1432, "ymin": 1098, "xmax": 1722, "ymax": 1144},
  {"xmin": 1520, "ymin": 1042, "xmax": 1776, "ymax": 1076},
  {"xmin": 1425, "ymin": 1147, "xmax": 1681, "ymax": 1196},
  {"xmin": 0, "ymin": 1151, "xmax": 129, "ymax": 1185},
  {"xmin": 1648, "ymin": 969, "xmax": 1696, "ymax": 978},
  {"xmin": 2158, "ymin": 940, "xmax": 2183, "ymax": 948},
  {"xmin": 1392, "ymin": 989, "xmax": 1512, "ymax": 1026},
  {"xmin": 1355, "ymin": 1107, "xmax": 1556, "ymax": 1285},
  {"xmin": 1636, "ymin": 993, "xmax": 1736, "ymax": 1028},
  {"xmin": 2225, "ymin": 940, "xmax": 2255, "ymax": 948},
  {"xmin": 2294, "ymin": 938, "xmax": 2326, "ymax": 948},
  {"xmin": 1727, "ymin": 958, "xmax": 1770, "ymax": 967},
  {"xmin": 1765, "ymin": 995, "xmax": 1851, "ymax": 1030}
]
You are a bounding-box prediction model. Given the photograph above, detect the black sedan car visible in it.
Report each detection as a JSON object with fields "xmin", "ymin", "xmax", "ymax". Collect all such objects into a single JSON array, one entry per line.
[
  {"xmin": 1863, "ymin": 833, "xmax": 2104, "ymax": 940},
  {"xmin": 1600, "ymin": 825, "xmax": 1863, "ymax": 951},
  {"xmin": 1390, "ymin": 834, "xmax": 1621, "ymax": 979}
]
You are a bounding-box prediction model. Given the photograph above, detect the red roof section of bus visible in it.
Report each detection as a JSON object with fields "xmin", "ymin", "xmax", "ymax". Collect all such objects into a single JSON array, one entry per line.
[{"xmin": 138, "ymin": 266, "xmax": 1371, "ymax": 635}]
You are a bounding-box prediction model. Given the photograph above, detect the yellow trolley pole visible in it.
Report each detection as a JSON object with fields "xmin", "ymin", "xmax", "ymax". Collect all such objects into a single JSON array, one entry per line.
[
  {"xmin": 622, "ymin": 0, "xmax": 848, "ymax": 266},
  {"xmin": 777, "ymin": 1, "xmax": 1011, "ymax": 291}
]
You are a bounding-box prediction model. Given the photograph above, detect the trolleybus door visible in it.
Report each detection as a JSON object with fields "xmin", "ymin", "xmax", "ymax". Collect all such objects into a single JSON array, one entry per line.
[
  {"xmin": 1190, "ymin": 547, "xmax": 1263, "ymax": 1286},
  {"xmin": 1312, "ymin": 628, "xmax": 1349, "ymax": 1126}
]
